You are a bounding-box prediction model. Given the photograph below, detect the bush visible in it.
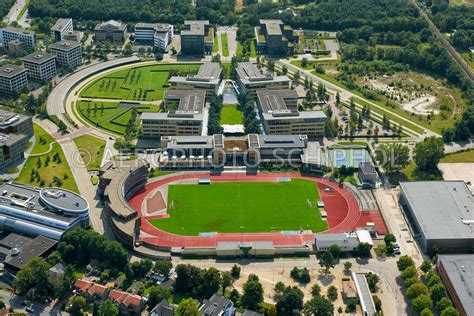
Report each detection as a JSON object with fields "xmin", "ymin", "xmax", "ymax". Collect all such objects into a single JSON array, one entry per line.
[
  {"xmin": 327, "ymin": 285, "xmax": 338, "ymax": 300},
  {"xmin": 231, "ymin": 264, "xmax": 241, "ymax": 279},
  {"xmin": 290, "ymin": 267, "xmax": 311, "ymax": 284}
]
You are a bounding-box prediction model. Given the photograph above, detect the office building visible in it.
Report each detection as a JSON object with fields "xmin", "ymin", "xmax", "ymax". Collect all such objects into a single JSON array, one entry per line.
[
  {"xmin": 0, "ymin": 182, "xmax": 90, "ymax": 240},
  {"xmin": 0, "ymin": 64, "xmax": 28, "ymax": 96},
  {"xmin": 255, "ymin": 19, "xmax": 298, "ymax": 55},
  {"xmin": 141, "ymin": 90, "xmax": 206, "ymax": 140},
  {"xmin": 7, "ymin": 39, "xmax": 26, "ymax": 56},
  {"xmin": 0, "ymin": 109, "xmax": 32, "ymax": 172},
  {"xmin": 51, "ymin": 18, "xmax": 73, "ymax": 42},
  {"xmin": 399, "ymin": 181, "xmax": 474, "ymax": 253},
  {"xmin": 49, "ymin": 40, "xmax": 82, "ymax": 68},
  {"xmin": 0, "ymin": 27, "xmax": 35, "ymax": 52},
  {"xmin": 169, "ymin": 62, "xmax": 221, "ymax": 97},
  {"xmin": 94, "ymin": 20, "xmax": 127, "ymax": 42},
  {"xmin": 134, "ymin": 23, "xmax": 173, "ymax": 51},
  {"xmin": 21, "ymin": 51, "xmax": 56, "ymax": 81},
  {"xmin": 437, "ymin": 254, "xmax": 474, "ymax": 316},
  {"xmin": 256, "ymin": 89, "xmax": 326, "ymax": 138},
  {"xmin": 63, "ymin": 30, "xmax": 82, "ymax": 42},
  {"xmin": 180, "ymin": 20, "xmax": 213, "ymax": 55},
  {"xmin": 236, "ymin": 62, "xmax": 290, "ymax": 97}
]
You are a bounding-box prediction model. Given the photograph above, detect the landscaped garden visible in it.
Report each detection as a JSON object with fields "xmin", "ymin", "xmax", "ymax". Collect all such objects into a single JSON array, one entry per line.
[
  {"xmin": 73, "ymin": 134, "xmax": 106, "ymax": 170},
  {"xmin": 16, "ymin": 124, "xmax": 78, "ymax": 193},
  {"xmin": 220, "ymin": 105, "xmax": 243, "ymax": 125}
]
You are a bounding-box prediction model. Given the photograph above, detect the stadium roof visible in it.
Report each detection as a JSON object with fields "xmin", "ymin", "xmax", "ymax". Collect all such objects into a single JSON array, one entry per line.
[
  {"xmin": 400, "ymin": 181, "xmax": 474, "ymax": 240},
  {"xmin": 438, "ymin": 254, "xmax": 474, "ymax": 313}
]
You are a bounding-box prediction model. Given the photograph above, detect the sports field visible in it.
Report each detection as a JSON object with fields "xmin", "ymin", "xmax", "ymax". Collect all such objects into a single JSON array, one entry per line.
[
  {"xmin": 80, "ymin": 64, "xmax": 201, "ymax": 101},
  {"xmin": 149, "ymin": 179, "xmax": 327, "ymax": 235}
]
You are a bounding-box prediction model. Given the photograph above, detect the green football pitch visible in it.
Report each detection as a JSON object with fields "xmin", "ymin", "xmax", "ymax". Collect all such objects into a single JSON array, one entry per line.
[{"xmin": 149, "ymin": 179, "xmax": 327, "ymax": 235}]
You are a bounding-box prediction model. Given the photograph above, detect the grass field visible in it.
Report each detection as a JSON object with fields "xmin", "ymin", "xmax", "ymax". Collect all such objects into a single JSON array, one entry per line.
[
  {"xmin": 80, "ymin": 64, "xmax": 201, "ymax": 101},
  {"xmin": 77, "ymin": 101, "xmax": 159, "ymax": 135},
  {"xmin": 441, "ymin": 149, "xmax": 474, "ymax": 163},
  {"xmin": 149, "ymin": 179, "xmax": 327, "ymax": 235},
  {"xmin": 17, "ymin": 124, "xmax": 78, "ymax": 193},
  {"xmin": 31, "ymin": 123, "xmax": 55, "ymax": 154},
  {"xmin": 73, "ymin": 134, "xmax": 106, "ymax": 170},
  {"xmin": 222, "ymin": 33, "xmax": 230, "ymax": 57},
  {"xmin": 220, "ymin": 105, "xmax": 243, "ymax": 125}
]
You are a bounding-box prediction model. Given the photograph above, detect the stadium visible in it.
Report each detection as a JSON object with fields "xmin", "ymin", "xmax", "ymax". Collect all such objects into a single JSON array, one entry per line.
[{"xmin": 99, "ymin": 160, "xmax": 386, "ymax": 258}]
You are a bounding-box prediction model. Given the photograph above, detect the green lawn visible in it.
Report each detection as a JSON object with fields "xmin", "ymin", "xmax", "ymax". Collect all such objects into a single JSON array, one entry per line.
[
  {"xmin": 31, "ymin": 123, "xmax": 55, "ymax": 154},
  {"xmin": 213, "ymin": 35, "xmax": 219, "ymax": 53},
  {"xmin": 17, "ymin": 0, "xmax": 30, "ymax": 19},
  {"xmin": 441, "ymin": 149, "xmax": 474, "ymax": 163},
  {"xmin": 149, "ymin": 179, "xmax": 327, "ymax": 235},
  {"xmin": 221, "ymin": 33, "xmax": 230, "ymax": 57},
  {"xmin": 17, "ymin": 125, "xmax": 78, "ymax": 193},
  {"xmin": 220, "ymin": 105, "xmax": 243, "ymax": 125},
  {"xmin": 77, "ymin": 101, "xmax": 159, "ymax": 135},
  {"xmin": 73, "ymin": 134, "xmax": 106, "ymax": 170},
  {"xmin": 80, "ymin": 64, "xmax": 201, "ymax": 101}
]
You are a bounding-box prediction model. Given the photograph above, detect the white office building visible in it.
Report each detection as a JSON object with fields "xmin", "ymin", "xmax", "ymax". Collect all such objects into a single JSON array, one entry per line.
[
  {"xmin": 0, "ymin": 27, "xmax": 35, "ymax": 52},
  {"xmin": 21, "ymin": 52, "xmax": 56, "ymax": 82},
  {"xmin": 134, "ymin": 23, "xmax": 173, "ymax": 51},
  {"xmin": 49, "ymin": 40, "xmax": 82, "ymax": 68},
  {"xmin": 51, "ymin": 18, "xmax": 73, "ymax": 42}
]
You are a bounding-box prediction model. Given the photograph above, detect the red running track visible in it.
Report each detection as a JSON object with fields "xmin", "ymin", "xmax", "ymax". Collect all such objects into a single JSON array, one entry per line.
[{"xmin": 127, "ymin": 173, "xmax": 363, "ymax": 248}]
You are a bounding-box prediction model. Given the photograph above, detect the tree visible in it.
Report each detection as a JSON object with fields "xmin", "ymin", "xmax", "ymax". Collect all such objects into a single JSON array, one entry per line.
[
  {"xmin": 174, "ymin": 264, "xmax": 201, "ymax": 293},
  {"xmin": 366, "ymin": 273, "xmax": 380, "ymax": 292},
  {"xmin": 420, "ymin": 308, "xmax": 435, "ymax": 316},
  {"xmin": 290, "ymin": 267, "xmax": 311, "ymax": 283},
  {"xmin": 327, "ymin": 285, "xmax": 338, "ymax": 300},
  {"xmin": 319, "ymin": 251, "xmax": 335, "ymax": 275},
  {"xmin": 384, "ymin": 233, "xmax": 396, "ymax": 245},
  {"xmin": 241, "ymin": 274, "xmax": 263, "ymax": 311},
  {"xmin": 303, "ymin": 296, "xmax": 334, "ymax": 316},
  {"xmin": 440, "ymin": 307, "xmax": 459, "ymax": 316},
  {"xmin": 68, "ymin": 296, "xmax": 86, "ymax": 315},
  {"xmin": 343, "ymin": 261, "xmax": 352, "ymax": 272},
  {"xmin": 376, "ymin": 143, "xmax": 410, "ymax": 172},
  {"xmin": 231, "ymin": 264, "xmax": 241, "ymax": 278},
  {"xmin": 147, "ymin": 286, "xmax": 172, "ymax": 310},
  {"xmin": 355, "ymin": 242, "xmax": 372, "ymax": 257},
  {"xmin": 98, "ymin": 299, "xmax": 119, "ymax": 316},
  {"xmin": 420, "ymin": 260, "xmax": 432, "ymax": 274},
  {"xmin": 198, "ymin": 267, "xmax": 221, "ymax": 298},
  {"xmin": 276, "ymin": 286, "xmax": 304, "ymax": 316},
  {"xmin": 436, "ymin": 297, "xmax": 453, "ymax": 312},
  {"xmin": 15, "ymin": 257, "xmax": 51, "ymax": 301},
  {"xmin": 401, "ymin": 266, "xmax": 418, "ymax": 281},
  {"xmin": 176, "ymin": 298, "xmax": 199, "ymax": 316},
  {"xmin": 274, "ymin": 281, "xmax": 286, "ymax": 299},
  {"xmin": 397, "ymin": 255, "xmax": 415, "ymax": 271},
  {"xmin": 414, "ymin": 137, "xmax": 445, "ymax": 171},
  {"xmin": 412, "ymin": 294, "xmax": 433, "ymax": 313},
  {"xmin": 373, "ymin": 295, "xmax": 382, "ymax": 311},
  {"xmin": 328, "ymin": 244, "xmax": 341, "ymax": 259},
  {"xmin": 407, "ymin": 283, "xmax": 429, "ymax": 300},
  {"xmin": 311, "ymin": 284, "xmax": 321, "ymax": 297},
  {"xmin": 154, "ymin": 260, "xmax": 173, "ymax": 277},
  {"xmin": 222, "ymin": 272, "xmax": 233, "ymax": 294},
  {"xmin": 430, "ymin": 283, "xmax": 447, "ymax": 302}
]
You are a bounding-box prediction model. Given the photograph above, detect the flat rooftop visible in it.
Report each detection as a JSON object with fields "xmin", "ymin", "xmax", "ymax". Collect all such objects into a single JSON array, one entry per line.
[
  {"xmin": 0, "ymin": 182, "xmax": 87, "ymax": 222},
  {"xmin": 21, "ymin": 51, "xmax": 55, "ymax": 64},
  {"xmin": 3, "ymin": 235, "xmax": 57, "ymax": 270},
  {"xmin": 438, "ymin": 254, "xmax": 474, "ymax": 313},
  {"xmin": 51, "ymin": 18, "xmax": 72, "ymax": 32},
  {"xmin": 169, "ymin": 63, "xmax": 221, "ymax": 85},
  {"xmin": 0, "ymin": 109, "xmax": 21, "ymax": 125},
  {"xmin": 163, "ymin": 135, "xmax": 215, "ymax": 150},
  {"xmin": 1, "ymin": 26, "xmax": 34, "ymax": 36},
  {"xmin": 257, "ymin": 134, "xmax": 306, "ymax": 148},
  {"xmin": 181, "ymin": 20, "xmax": 209, "ymax": 36},
  {"xmin": 236, "ymin": 62, "xmax": 272, "ymax": 82},
  {"xmin": 95, "ymin": 20, "xmax": 127, "ymax": 31},
  {"xmin": 260, "ymin": 19, "xmax": 283, "ymax": 36},
  {"xmin": 400, "ymin": 181, "xmax": 474, "ymax": 240},
  {"xmin": 257, "ymin": 89, "xmax": 298, "ymax": 113},
  {"xmin": 49, "ymin": 39, "xmax": 80, "ymax": 51},
  {"xmin": 0, "ymin": 133, "xmax": 25, "ymax": 146},
  {"xmin": 0, "ymin": 64, "xmax": 26, "ymax": 78},
  {"xmin": 164, "ymin": 89, "xmax": 205, "ymax": 113}
]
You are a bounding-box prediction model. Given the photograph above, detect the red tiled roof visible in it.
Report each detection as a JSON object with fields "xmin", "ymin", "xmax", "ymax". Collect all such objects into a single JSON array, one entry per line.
[
  {"xmin": 74, "ymin": 279, "xmax": 93, "ymax": 292},
  {"xmin": 74, "ymin": 279, "xmax": 108, "ymax": 297},
  {"xmin": 108, "ymin": 289, "xmax": 142, "ymax": 307}
]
